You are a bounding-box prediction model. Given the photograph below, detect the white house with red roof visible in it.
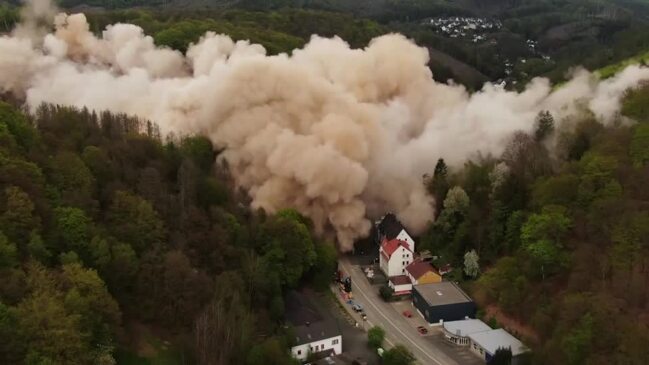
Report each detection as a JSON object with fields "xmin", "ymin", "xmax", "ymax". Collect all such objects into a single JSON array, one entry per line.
[
  {"xmin": 380, "ymin": 239, "xmax": 414, "ymax": 278},
  {"xmin": 377, "ymin": 213, "xmax": 415, "ymax": 252}
]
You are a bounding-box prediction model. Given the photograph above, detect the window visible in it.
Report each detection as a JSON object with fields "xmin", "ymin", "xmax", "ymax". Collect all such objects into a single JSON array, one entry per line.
[{"xmin": 332, "ymin": 339, "xmax": 339, "ymax": 345}]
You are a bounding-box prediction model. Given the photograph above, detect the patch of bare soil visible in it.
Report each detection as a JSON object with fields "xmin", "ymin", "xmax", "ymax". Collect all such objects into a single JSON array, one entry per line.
[{"xmin": 485, "ymin": 305, "xmax": 540, "ymax": 344}]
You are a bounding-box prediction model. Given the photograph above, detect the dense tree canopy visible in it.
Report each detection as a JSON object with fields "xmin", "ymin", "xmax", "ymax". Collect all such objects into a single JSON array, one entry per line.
[{"xmin": 0, "ymin": 101, "xmax": 336, "ymax": 364}]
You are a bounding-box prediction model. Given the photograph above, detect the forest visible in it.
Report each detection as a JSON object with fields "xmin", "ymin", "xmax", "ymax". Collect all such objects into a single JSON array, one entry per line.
[
  {"xmin": 0, "ymin": 100, "xmax": 337, "ymax": 364},
  {"xmin": 420, "ymin": 82, "xmax": 649, "ymax": 364},
  {"xmin": 1, "ymin": 75, "xmax": 648, "ymax": 365}
]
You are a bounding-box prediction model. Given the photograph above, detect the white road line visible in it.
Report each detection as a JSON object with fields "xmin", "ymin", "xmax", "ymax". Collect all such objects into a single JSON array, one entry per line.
[{"xmin": 341, "ymin": 260, "xmax": 446, "ymax": 365}]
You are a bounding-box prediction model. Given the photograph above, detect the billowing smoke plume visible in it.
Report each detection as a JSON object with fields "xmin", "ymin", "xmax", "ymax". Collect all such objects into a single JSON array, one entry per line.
[{"xmin": 2, "ymin": 1, "xmax": 649, "ymax": 249}]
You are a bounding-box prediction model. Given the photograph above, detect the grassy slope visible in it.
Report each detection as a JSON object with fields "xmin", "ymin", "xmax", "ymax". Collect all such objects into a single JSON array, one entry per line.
[{"xmin": 596, "ymin": 49, "xmax": 649, "ymax": 78}]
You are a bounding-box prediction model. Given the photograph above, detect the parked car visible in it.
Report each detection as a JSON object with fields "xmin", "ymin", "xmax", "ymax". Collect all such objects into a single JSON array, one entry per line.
[
  {"xmin": 417, "ymin": 326, "xmax": 428, "ymax": 335},
  {"xmin": 352, "ymin": 303, "xmax": 364, "ymax": 312},
  {"xmin": 402, "ymin": 310, "xmax": 413, "ymax": 318}
]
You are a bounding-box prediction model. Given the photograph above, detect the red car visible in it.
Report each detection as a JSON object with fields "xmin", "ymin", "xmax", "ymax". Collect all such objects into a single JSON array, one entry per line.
[
  {"xmin": 417, "ymin": 326, "xmax": 428, "ymax": 335},
  {"xmin": 402, "ymin": 310, "xmax": 413, "ymax": 318}
]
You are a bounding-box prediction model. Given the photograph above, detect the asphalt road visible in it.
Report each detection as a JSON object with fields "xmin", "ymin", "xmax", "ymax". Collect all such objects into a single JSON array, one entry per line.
[{"xmin": 339, "ymin": 257, "xmax": 461, "ymax": 365}]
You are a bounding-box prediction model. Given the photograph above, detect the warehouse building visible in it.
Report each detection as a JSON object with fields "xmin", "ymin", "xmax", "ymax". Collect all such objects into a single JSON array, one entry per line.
[
  {"xmin": 468, "ymin": 328, "xmax": 529, "ymax": 364},
  {"xmin": 442, "ymin": 319, "xmax": 491, "ymax": 345},
  {"xmin": 411, "ymin": 282, "xmax": 476, "ymax": 325}
]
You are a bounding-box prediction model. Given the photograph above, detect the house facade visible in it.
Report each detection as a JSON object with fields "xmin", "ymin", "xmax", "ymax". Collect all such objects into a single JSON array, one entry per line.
[
  {"xmin": 286, "ymin": 291, "xmax": 343, "ymax": 362},
  {"xmin": 291, "ymin": 328, "xmax": 342, "ymax": 361},
  {"xmin": 380, "ymin": 239, "xmax": 413, "ymax": 277}
]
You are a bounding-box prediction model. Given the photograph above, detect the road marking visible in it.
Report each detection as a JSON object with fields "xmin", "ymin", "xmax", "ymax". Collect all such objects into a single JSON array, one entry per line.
[{"xmin": 341, "ymin": 259, "xmax": 446, "ymax": 365}]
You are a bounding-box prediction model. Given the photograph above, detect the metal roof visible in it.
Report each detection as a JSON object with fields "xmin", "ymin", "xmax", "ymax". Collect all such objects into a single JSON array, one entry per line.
[
  {"xmin": 443, "ymin": 319, "xmax": 491, "ymax": 337},
  {"xmin": 468, "ymin": 328, "xmax": 528, "ymax": 356},
  {"xmin": 414, "ymin": 282, "xmax": 473, "ymax": 306}
]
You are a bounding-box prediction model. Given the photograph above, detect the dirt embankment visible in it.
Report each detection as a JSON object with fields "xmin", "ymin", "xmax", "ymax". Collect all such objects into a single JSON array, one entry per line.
[{"xmin": 485, "ymin": 305, "xmax": 540, "ymax": 344}]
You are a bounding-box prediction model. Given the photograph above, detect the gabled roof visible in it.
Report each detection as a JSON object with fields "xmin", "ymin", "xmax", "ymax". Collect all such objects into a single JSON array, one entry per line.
[
  {"xmin": 377, "ymin": 213, "xmax": 406, "ymax": 240},
  {"xmin": 468, "ymin": 328, "xmax": 528, "ymax": 356},
  {"xmin": 406, "ymin": 260, "xmax": 437, "ymax": 279},
  {"xmin": 380, "ymin": 239, "xmax": 410, "ymax": 260},
  {"xmin": 389, "ymin": 275, "xmax": 412, "ymax": 286},
  {"xmin": 285, "ymin": 291, "xmax": 341, "ymax": 346}
]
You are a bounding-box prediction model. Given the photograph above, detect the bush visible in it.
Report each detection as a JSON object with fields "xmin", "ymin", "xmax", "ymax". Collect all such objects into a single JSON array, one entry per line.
[
  {"xmin": 379, "ymin": 285, "xmax": 394, "ymax": 301},
  {"xmin": 367, "ymin": 326, "xmax": 385, "ymax": 349}
]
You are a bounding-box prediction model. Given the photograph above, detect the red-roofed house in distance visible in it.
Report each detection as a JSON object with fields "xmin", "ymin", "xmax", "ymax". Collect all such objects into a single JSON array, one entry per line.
[
  {"xmin": 380, "ymin": 239, "xmax": 413, "ymax": 278},
  {"xmin": 406, "ymin": 260, "xmax": 442, "ymax": 285}
]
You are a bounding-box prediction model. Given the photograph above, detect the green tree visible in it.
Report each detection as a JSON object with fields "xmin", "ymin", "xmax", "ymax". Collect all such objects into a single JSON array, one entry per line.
[
  {"xmin": 561, "ymin": 313, "xmax": 593, "ymax": 365},
  {"xmin": 428, "ymin": 158, "xmax": 450, "ymax": 211},
  {"xmin": 53, "ymin": 207, "xmax": 91, "ymax": 255},
  {"xmin": 310, "ymin": 242, "xmax": 337, "ymax": 291},
  {"xmin": 630, "ymin": 123, "xmax": 649, "ymax": 167},
  {"xmin": 491, "ymin": 347, "xmax": 513, "ymax": 365},
  {"xmin": 0, "ymin": 301, "xmax": 24, "ymax": 362},
  {"xmin": 261, "ymin": 210, "xmax": 316, "ymax": 287},
  {"xmin": 463, "ymin": 249, "xmax": 480, "ymax": 278},
  {"xmin": 383, "ymin": 345, "xmax": 415, "ymax": 365},
  {"xmin": 0, "ymin": 185, "xmax": 40, "ymax": 245},
  {"xmin": 0, "ymin": 231, "xmax": 18, "ymax": 269},
  {"xmin": 181, "ymin": 136, "xmax": 214, "ymax": 172},
  {"xmin": 534, "ymin": 110, "xmax": 555, "ymax": 142},
  {"xmin": 521, "ymin": 205, "xmax": 572, "ymax": 279},
  {"xmin": 443, "ymin": 186, "xmax": 470, "ymax": 215},
  {"xmin": 367, "ymin": 326, "xmax": 385, "ymax": 349},
  {"xmin": 27, "ymin": 231, "xmax": 51, "ymax": 263},
  {"xmin": 48, "ymin": 152, "xmax": 96, "ymax": 210},
  {"xmin": 107, "ymin": 190, "xmax": 165, "ymax": 253},
  {"xmin": 0, "ymin": 101, "xmax": 37, "ymax": 152}
]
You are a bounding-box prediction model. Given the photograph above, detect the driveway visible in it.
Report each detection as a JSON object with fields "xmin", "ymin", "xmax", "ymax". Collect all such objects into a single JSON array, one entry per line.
[{"xmin": 338, "ymin": 257, "xmax": 470, "ymax": 365}]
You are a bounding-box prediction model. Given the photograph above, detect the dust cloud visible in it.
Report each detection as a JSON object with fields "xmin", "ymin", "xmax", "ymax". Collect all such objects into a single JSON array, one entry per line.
[{"xmin": 2, "ymin": 0, "xmax": 649, "ymax": 249}]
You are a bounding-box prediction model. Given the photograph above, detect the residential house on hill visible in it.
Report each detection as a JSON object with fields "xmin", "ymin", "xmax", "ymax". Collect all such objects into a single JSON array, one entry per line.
[{"xmin": 376, "ymin": 213, "xmax": 414, "ymax": 252}]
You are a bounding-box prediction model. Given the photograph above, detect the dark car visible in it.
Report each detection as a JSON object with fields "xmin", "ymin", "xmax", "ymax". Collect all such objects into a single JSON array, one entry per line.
[{"xmin": 417, "ymin": 326, "xmax": 428, "ymax": 335}]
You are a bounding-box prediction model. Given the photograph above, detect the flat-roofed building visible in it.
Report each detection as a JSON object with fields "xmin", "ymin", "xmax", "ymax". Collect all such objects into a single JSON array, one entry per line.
[
  {"xmin": 411, "ymin": 282, "xmax": 476, "ymax": 325},
  {"xmin": 442, "ymin": 319, "xmax": 491, "ymax": 345},
  {"xmin": 468, "ymin": 328, "xmax": 529, "ymax": 364}
]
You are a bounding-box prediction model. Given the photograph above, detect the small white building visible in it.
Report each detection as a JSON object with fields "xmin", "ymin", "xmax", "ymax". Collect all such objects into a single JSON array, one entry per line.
[
  {"xmin": 380, "ymin": 239, "xmax": 413, "ymax": 277},
  {"xmin": 468, "ymin": 328, "xmax": 529, "ymax": 364},
  {"xmin": 291, "ymin": 322, "xmax": 342, "ymax": 361},
  {"xmin": 442, "ymin": 319, "xmax": 491, "ymax": 345},
  {"xmin": 286, "ymin": 291, "xmax": 343, "ymax": 362}
]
